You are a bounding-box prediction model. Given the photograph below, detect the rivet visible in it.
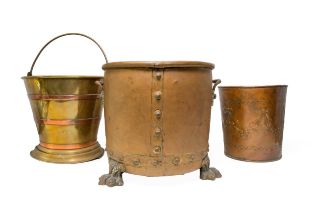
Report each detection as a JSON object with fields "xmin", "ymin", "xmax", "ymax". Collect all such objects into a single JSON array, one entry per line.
[
  {"xmin": 132, "ymin": 159, "xmax": 140, "ymax": 166},
  {"xmin": 186, "ymin": 154, "xmax": 195, "ymax": 163},
  {"xmin": 153, "ymin": 146, "xmax": 161, "ymax": 154},
  {"xmin": 154, "ymin": 110, "xmax": 162, "ymax": 119},
  {"xmin": 155, "ymin": 127, "xmax": 161, "ymax": 135},
  {"xmin": 172, "ymin": 157, "xmax": 180, "ymax": 166},
  {"xmin": 152, "ymin": 159, "xmax": 162, "ymax": 167},
  {"xmin": 154, "ymin": 91, "xmax": 162, "ymax": 100},
  {"xmin": 155, "ymin": 71, "xmax": 162, "ymax": 80}
]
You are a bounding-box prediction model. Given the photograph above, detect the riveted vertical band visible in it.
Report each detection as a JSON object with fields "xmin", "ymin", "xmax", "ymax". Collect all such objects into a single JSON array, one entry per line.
[{"xmin": 151, "ymin": 68, "xmax": 164, "ymax": 157}]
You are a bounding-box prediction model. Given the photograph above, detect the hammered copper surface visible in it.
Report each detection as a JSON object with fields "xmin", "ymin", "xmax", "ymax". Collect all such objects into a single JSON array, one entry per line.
[
  {"xmin": 99, "ymin": 61, "xmax": 221, "ymax": 186},
  {"xmin": 219, "ymin": 86, "xmax": 287, "ymax": 162}
]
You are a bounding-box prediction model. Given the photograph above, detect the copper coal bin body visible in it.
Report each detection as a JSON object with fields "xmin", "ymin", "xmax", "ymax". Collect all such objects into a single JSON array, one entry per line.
[
  {"xmin": 99, "ymin": 61, "xmax": 222, "ymax": 187},
  {"xmin": 219, "ymin": 86, "xmax": 287, "ymax": 162}
]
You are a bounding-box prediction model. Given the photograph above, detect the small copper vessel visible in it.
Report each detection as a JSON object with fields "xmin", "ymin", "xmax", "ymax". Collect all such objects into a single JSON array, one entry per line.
[{"xmin": 219, "ymin": 85, "xmax": 287, "ymax": 162}]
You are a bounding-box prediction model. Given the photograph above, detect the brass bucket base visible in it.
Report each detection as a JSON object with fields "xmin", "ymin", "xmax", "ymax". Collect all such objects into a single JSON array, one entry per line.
[{"xmin": 30, "ymin": 142, "xmax": 104, "ymax": 164}]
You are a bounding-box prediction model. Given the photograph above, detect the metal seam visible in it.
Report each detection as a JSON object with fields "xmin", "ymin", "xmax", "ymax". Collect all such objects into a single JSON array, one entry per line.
[
  {"xmin": 40, "ymin": 141, "xmax": 97, "ymax": 150},
  {"xmin": 151, "ymin": 66, "xmax": 164, "ymax": 157},
  {"xmin": 39, "ymin": 117, "xmax": 100, "ymax": 125},
  {"xmin": 28, "ymin": 94, "xmax": 101, "ymax": 101}
]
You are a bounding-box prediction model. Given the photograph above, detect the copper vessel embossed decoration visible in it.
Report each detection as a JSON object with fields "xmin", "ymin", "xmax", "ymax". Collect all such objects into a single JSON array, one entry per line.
[
  {"xmin": 99, "ymin": 61, "xmax": 222, "ymax": 187},
  {"xmin": 219, "ymin": 86, "xmax": 287, "ymax": 162},
  {"xmin": 22, "ymin": 33, "xmax": 106, "ymax": 163}
]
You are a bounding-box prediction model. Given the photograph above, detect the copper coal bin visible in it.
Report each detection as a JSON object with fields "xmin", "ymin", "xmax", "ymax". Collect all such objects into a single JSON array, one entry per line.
[{"xmin": 99, "ymin": 61, "xmax": 222, "ymax": 186}]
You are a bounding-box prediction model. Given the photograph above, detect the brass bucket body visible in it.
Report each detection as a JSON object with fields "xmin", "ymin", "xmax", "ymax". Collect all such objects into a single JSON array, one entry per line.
[
  {"xmin": 22, "ymin": 76, "xmax": 104, "ymax": 163},
  {"xmin": 219, "ymin": 85, "xmax": 287, "ymax": 162},
  {"xmin": 22, "ymin": 33, "xmax": 107, "ymax": 163},
  {"xmin": 99, "ymin": 61, "xmax": 221, "ymax": 187}
]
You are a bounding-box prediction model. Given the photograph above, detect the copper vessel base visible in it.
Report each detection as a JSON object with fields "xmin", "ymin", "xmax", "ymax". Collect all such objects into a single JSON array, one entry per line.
[{"xmin": 225, "ymin": 153, "xmax": 282, "ymax": 163}]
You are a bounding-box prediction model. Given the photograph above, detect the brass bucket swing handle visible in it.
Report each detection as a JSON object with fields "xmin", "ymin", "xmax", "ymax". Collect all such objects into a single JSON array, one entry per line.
[{"xmin": 27, "ymin": 32, "xmax": 108, "ymax": 76}]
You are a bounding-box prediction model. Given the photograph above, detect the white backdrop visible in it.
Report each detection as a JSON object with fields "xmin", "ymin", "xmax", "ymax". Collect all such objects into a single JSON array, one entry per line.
[{"xmin": 1, "ymin": 0, "xmax": 314, "ymax": 209}]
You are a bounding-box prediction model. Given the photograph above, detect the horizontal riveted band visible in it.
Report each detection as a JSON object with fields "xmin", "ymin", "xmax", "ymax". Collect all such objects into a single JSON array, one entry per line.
[
  {"xmin": 28, "ymin": 94, "xmax": 101, "ymax": 101},
  {"xmin": 39, "ymin": 117, "xmax": 100, "ymax": 125},
  {"xmin": 40, "ymin": 141, "xmax": 97, "ymax": 150},
  {"xmin": 107, "ymin": 150, "xmax": 208, "ymax": 168}
]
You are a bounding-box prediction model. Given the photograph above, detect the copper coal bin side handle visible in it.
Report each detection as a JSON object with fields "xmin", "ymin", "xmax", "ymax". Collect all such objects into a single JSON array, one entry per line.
[{"xmin": 211, "ymin": 79, "xmax": 221, "ymax": 106}]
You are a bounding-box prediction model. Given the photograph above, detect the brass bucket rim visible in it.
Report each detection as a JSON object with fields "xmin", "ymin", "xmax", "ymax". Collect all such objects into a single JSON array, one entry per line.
[
  {"xmin": 219, "ymin": 85, "xmax": 288, "ymax": 89},
  {"xmin": 21, "ymin": 75, "xmax": 103, "ymax": 79}
]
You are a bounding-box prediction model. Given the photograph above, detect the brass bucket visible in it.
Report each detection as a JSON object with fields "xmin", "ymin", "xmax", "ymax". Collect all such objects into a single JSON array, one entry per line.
[
  {"xmin": 98, "ymin": 61, "xmax": 222, "ymax": 187},
  {"xmin": 219, "ymin": 85, "xmax": 287, "ymax": 162},
  {"xmin": 22, "ymin": 33, "xmax": 106, "ymax": 163}
]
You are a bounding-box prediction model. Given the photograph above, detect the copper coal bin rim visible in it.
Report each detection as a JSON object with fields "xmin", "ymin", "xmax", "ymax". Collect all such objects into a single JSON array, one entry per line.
[
  {"xmin": 98, "ymin": 60, "xmax": 223, "ymax": 187},
  {"xmin": 218, "ymin": 85, "xmax": 288, "ymax": 162}
]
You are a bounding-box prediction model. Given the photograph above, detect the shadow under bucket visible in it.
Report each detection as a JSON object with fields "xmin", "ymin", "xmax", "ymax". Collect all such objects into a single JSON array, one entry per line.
[
  {"xmin": 219, "ymin": 85, "xmax": 287, "ymax": 162},
  {"xmin": 22, "ymin": 33, "xmax": 107, "ymax": 163}
]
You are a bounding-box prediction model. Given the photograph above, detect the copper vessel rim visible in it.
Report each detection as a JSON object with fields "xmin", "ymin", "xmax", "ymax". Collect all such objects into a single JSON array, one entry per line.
[
  {"xmin": 219, "ymin": 85, "xmax": 288, "ymax": 89},
  {"xmin": 102, "ymin": 61, "xmax": 215, "ymax": 70},
  {"xmin": 21, "ymin": 75, "xmax": 103, "ymax": 79}
]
